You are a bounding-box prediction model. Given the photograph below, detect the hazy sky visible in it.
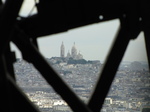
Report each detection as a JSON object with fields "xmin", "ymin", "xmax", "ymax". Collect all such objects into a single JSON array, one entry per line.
[{"xmin": 11, "ymin": 0, "xmax": 148, "ymax": 62}]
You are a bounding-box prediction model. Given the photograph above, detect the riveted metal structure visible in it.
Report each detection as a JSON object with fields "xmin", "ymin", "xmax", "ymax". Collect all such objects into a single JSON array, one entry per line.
[{"xmin": 0, "ymin": 0, "xmax": 149, "ymax": 112}]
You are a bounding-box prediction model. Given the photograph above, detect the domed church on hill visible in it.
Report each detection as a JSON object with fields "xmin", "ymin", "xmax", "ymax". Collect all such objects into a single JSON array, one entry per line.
[{"xmin": 60, "ymin": 42, "xmax": 83, "ymax": 60}]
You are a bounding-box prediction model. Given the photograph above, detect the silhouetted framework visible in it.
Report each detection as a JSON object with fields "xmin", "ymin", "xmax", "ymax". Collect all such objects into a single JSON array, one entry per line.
[{"xmin": 0, "ymin": 0, "xmax": 149, "ymax": 112}]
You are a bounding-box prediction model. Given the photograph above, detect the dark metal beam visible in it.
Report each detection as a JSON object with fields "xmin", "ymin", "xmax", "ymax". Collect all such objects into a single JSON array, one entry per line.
[
  {"xmin": 88, "ymin": 2, "xmax": 141, "ymax": 111},
  {"xmin": 0, "ymin": 0, "xmax": 23, "ymax": 53},
  {"xmin": 0, "ymin": 0, "xmax": 23, "ymax": 112},
  {"xmin": 19, "ymin": 0, "xmax": 127, "ymax": 38},
  {"xmin": 141, "ymin": 0, "xmax": 150, "ymax": 70},
  {"xmin": 0, "ymin": 55, "xmax": 10, "ymax": 112},
  {"xmin": 144, "ymin": 31, "xmax": 150, "ymax": 70},
  {"xmin": 4, "ymin": 44, "xmax": 16, "ymax": 80},
  {"xmin": 87, "ymin": 19, "xmax": 138, "ymax": 112}
]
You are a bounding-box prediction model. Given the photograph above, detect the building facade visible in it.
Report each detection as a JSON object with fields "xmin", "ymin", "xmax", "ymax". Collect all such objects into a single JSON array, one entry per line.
[{"xmin": 60, "ymin": 42, "xmax": 83, "ymax": 59}]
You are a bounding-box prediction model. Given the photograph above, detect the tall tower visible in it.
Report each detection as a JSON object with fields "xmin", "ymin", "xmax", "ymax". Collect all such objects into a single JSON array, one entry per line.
[{"xmin": 60, "ymin": 42, "xmax": 65, "ymax": 57}]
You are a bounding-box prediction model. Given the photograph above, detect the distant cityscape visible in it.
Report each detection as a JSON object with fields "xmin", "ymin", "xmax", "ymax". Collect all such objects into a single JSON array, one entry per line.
[{"xmin": 13, "ymin": 43, "xmax": 150, "ymax": 112}]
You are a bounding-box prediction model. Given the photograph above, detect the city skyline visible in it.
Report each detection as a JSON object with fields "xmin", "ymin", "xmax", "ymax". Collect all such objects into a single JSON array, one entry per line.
[{"xmin": 10, "ymin": 0, "xmax": 148, "ymax": 62}]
